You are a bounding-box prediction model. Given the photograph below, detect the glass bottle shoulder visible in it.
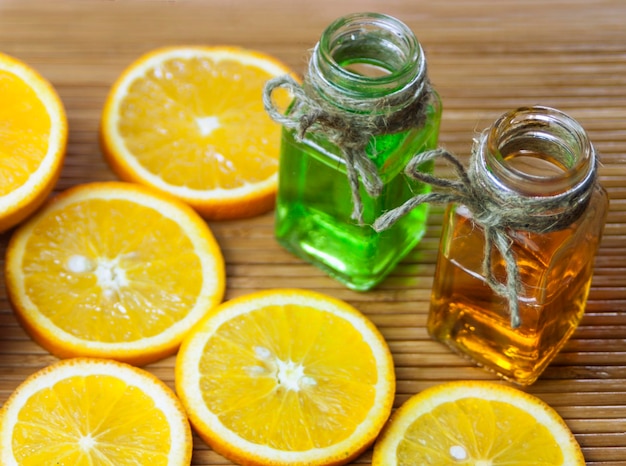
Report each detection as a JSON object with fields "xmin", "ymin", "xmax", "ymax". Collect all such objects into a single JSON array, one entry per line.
[
  {"xmin": 282, "ymin": 90, "xmax": 442, "ymax": 181},
  {"xmin": 443, "ymin": 183, "xmax": 608, "ymax": 303}
]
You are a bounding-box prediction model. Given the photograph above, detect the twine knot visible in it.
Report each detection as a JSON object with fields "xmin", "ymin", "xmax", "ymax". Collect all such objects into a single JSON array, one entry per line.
[
  {"xmin": 263, "ymin": 48, "xmax": 433, "ymax": 224},
  {"xmin": 373, "ymin": 133, "xmax": 598, "ymax": 328}
]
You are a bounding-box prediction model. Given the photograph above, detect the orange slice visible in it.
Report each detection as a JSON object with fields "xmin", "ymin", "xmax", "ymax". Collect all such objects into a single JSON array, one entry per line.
[
  {"xmin": 175, "ymin": 288, "xmax": 396, "ymax": 466},
  {"xmin": 0, "ymin": 52, "xmax": 67, "ymax": 232},
  {"xmin": 100, "ymin": 46, "xmax": 293, "ymax": 220},
  {"xmin": 372, "ymin": 380, "xmax": 585, "ymax": 465},
  {"xmin": 5, "ymin": 181, "xmax": 225, "ymax": 365},
  {"xmin": 0, "ymin": 358, "xmax": 192, "ymax": 465}
]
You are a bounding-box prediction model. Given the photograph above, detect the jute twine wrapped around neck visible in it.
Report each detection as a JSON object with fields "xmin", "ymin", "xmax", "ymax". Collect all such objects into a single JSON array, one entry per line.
[
  {"xmin": 373, "ymin": 133, "xmax": 598, "ymax": 328},
  {"xmin": 263, "ymin": 48, "xmax": 434, "ymax": 224}
]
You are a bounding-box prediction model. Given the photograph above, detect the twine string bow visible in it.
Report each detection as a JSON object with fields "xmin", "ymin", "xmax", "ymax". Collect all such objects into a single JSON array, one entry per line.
[
  {"xmin": 263, "ymin": 56, "xmax": 433, "ymax": 224},
  {"xmin": 373, "ymin": 135, "xmax": 597, "ymax": 328}
]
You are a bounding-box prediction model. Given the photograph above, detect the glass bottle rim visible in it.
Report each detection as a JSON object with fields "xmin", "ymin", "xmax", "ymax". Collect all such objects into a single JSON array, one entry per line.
[
  {"xmin": 315, "ymin": 12, "xmax": 423, "ymax": 99},
  {"xmin": 485, "ymin": 106, "xmax": 594, "ymax": 197}
]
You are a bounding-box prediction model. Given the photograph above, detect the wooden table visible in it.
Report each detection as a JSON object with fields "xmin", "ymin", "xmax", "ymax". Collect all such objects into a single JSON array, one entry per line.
[{"xmin": 1, "ymin": 1, "xmax": 625, "ymax": 464}]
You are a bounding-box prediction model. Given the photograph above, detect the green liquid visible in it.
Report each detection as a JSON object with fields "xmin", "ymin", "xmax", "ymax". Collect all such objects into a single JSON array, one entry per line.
[{"xmin": 275, "ymin": 103, "xmax": 441, "ymax": 290}]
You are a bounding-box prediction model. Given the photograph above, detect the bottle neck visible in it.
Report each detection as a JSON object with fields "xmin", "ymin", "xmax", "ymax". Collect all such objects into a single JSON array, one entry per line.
[
  {"xmin": 481, "ymin": 106, "xmax": 594, "ymax": 198},
  {"xmin": 467, "ymin": 106, "xmax": 598, "ymax": 234},
  {"xmin": 308, "ymin": 12, "xmax": 428, "ymax": 112}
]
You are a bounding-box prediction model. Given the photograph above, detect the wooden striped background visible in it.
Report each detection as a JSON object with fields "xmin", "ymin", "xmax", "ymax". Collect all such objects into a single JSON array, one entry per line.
[{"xmin": 1, "ymin": 1, "xmax": 625, "ymax": 464}]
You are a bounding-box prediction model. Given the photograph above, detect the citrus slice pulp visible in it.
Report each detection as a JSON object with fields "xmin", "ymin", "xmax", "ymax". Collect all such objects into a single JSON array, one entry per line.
[
  {"xmin": 372, "ymin": 380, "xmax": 585, "ymax": 465},
  {"xmin": 100, "ymin": 46, "xmax": 293, "ymax": 220},
  {"xmin": 175, "ymin": 288, "xmax": 396, "ymax": 466},
  {"xmin": 0, "ymin": 52, "xmax": 67, "ymax": 232},
  {"xmin": 0, "ymin": 358, "xmax": 193, "ymax": 465},
  {"xmin": 5, "ymin": 181, "xmax": 225, "ymax": 365}
]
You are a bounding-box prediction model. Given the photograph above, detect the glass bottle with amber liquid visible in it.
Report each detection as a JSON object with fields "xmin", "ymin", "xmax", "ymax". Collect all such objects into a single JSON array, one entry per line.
[
  {"xmin": 428, "ymin": 106, "xmax": 608, "ymax": 385},
  {"xmin": 265, "ymin": 12, "xmax": 442, "ymax": 291}
]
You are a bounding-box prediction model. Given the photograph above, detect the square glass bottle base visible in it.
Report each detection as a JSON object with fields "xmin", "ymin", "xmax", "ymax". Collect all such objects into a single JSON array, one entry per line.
[
  {"xmin": 427, "ymin": 301, "xmax": 585, "ymax": 386},
  {"xmin": 275, "ymin": 203, "xmax": 429, "ymax": 291}
]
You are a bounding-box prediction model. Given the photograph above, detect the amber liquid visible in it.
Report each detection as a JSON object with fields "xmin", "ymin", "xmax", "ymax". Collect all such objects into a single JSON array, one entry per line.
[{"xmin": 428, "ymin": 187, "xmax": 607, "ymax": 385}]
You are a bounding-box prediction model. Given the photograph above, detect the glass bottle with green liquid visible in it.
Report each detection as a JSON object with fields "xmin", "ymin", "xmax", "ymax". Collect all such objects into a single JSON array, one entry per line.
[{"xmin": 264, "ymin": 12, "xmax": 442, "ymax": 290}]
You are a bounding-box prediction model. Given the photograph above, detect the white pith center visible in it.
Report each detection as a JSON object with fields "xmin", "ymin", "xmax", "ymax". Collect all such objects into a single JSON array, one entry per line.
[
  {"xmin": 196, "ymin": 116, "xmax": 220, "ymax": 136},
  {"xmin": 66, "ymin": 254, "xmax": 128, "ymax": 299},
  {"xmin": 78, "ymin": 433, "xmax": 96, "ymax": 451},
  {"xmin": 252, "ymin": 345, "xmax": 316, "ymax": 392},
  {"xmin": 95, "ymin": 259, "xmax": 128, "ymax": 299}
]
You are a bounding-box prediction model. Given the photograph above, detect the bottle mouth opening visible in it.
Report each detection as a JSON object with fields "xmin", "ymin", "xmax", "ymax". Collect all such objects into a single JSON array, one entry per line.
[
  {"xmin": 316, "ymin": 12, "xmax": 422, "ymax": 98},
  {"xmin": 486, "ymin": 106, "xmax": 593, "ymax": 196}
]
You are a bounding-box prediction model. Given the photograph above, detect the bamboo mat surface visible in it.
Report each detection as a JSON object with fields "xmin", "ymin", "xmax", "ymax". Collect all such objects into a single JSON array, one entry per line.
[{"xmin": 1, "ymin": 0, "xmax": 626, "ymax": 464}]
